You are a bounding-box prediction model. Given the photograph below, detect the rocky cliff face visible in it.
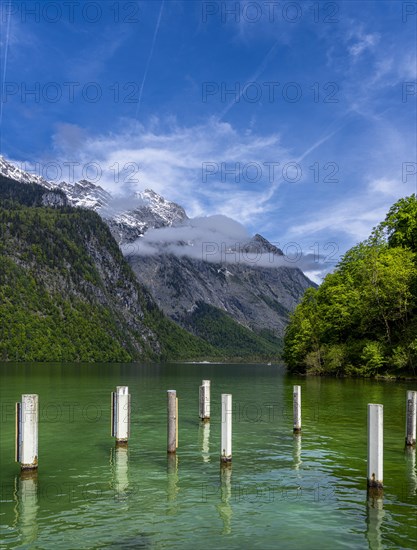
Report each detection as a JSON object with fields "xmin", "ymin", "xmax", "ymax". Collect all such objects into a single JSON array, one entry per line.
[
  {"xmin": 128, "ymin": 252, "xmax": 312, "ymax": 340},
  {"xmin": 104, "ymin": 188, "xmax": 188, "ymax": 245}
]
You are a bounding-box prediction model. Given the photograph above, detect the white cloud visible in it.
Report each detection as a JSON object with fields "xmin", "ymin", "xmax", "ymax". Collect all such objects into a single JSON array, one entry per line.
[
  {"xmin": 122, "ymin": 214, "xmax": 249, "ymax": 258},
  {"xmin": 121, "ymin": 213, "xmax": 329, "ymax": 273},
  {"xmin": 368, "ymin": 178, "xmax": 404, "ymax": 198},
  {"xmin": 49, "ymin": 117, "xmax": 291, "ymax": 223},
  {"xmin": 348, "ymin": 32, "xmax": 379, "ymax": 57}
]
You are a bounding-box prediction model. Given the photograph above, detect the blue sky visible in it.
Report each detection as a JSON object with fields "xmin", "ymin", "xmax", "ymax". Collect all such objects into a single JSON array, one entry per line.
[{"xmin": 0, "ymin": 0, "xmax": 416, "ymax": 281}]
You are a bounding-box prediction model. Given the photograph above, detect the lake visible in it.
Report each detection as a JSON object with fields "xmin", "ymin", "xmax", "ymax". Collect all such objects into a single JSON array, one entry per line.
[{"xmin": 0, "ymin": 362, "xmax": 416, "ymax": 549}]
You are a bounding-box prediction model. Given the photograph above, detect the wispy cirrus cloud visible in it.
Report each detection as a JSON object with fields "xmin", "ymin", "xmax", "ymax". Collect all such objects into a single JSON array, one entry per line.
[
  {"xmin": 348, "ymin": 31, "xmax": 380, "ymax": 58},
  {"xmin": 48, "ymin": 116, "xmax": 292, "ymax": 223}
]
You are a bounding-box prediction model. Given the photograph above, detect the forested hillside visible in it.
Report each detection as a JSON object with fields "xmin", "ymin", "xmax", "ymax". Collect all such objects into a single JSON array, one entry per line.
[
  {"xmin": 284, "ymin": 195, "xmax": 417, "ymax": 377},
  {"xmin": 0, "ymin": 174, "xmax": 216, "ymax": 362}
]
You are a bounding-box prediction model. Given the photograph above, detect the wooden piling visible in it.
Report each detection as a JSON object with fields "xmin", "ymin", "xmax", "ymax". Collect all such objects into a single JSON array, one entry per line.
[
  {"xmin": 367, "ymin": 404, "xmax": 383, "ymax": 492},
  {"xmin": 16, "ymin": 394, "xmax": 38, "ymax": 470},
  {"xmin": 199, "ymin": 380, "xmax": 211, "ymax": 421},
  {"xmin": 111, "ymin": 386, "xmax": 130, "ymax": 446},
  {"xmin": 221, "ymin": 394, "xmax": 232, "ymax": 463},
  {"xmin": 167, "ymin": 390, "xmax": 177, "ymax": 453},
  {"xmin": 293, "ymin": 385, "xmax": 301, "ymax": 433},
  {"xmin": 405, "ymin": 390, "xmax": 417, "ymax": 446}
]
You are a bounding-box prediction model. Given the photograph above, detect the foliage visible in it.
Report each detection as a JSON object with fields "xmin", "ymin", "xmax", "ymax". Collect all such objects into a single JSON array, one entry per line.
[{"xmin": 283, "ymin": 195, "xmax": 417, "ymax": 377}]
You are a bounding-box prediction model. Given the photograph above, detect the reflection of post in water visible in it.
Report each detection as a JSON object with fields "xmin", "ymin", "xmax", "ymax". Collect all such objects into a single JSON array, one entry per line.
[
  {"xmin": 216, "ymin": 463, "xmax": 232, "ymax": 535},
  {"xmin": 293, "ymin": 433, "xmax": 302, "ymax": 470},
  {"xmin": 14, "ymin": 470, "xmax": 39, "ymax": 546},
  {"xmin": 404, "ymin": 446, "xmax": 416, "ymax": 498},
  {"xmin": 198, "ymin": 421, "xmax": 210, "ymax": 463},
  {"xmin": 366, "ymin": 494, "xmax": 385, "ymax": 550},
  {"xmin": 110, "ymin": 445, "xmax": 129, "ymax": 500},
  {"xmin": 167, "ymin": 453, "xmax": 179, "ymax": 506}
]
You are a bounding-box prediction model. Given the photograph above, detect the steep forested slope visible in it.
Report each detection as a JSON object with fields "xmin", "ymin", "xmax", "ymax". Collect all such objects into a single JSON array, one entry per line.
[{"xmin": 0, "ymin": 175, "xmax": 215, "ymax": 362}]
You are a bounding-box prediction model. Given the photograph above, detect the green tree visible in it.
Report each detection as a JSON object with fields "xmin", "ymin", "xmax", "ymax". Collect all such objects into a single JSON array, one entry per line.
[{"xmin": 380, "ymin": 194, "xmax": 417, "ymax": 252}]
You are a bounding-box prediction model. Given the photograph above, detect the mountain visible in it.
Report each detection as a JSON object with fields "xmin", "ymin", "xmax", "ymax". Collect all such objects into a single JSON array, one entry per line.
[
  {"xmin": 0, "ymin": 173, "xmax": 216, "ymax": 362},
  {"xmin": 0, "ymin": 156, "xmax": 315, "ymax": 357},
  {"xmin": 104, "ymin": 188, "xmax": 188, "ymax": 245},
  {"xmin": 127, "ymin": 248, "xmax": 312, "ymax": 344}
]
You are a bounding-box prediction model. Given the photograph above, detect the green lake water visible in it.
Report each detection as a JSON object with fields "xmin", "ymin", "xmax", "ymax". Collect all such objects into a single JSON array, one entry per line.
[{"xmin": 0, "ymin": 362, "xmax": 416, "ymax": 549}]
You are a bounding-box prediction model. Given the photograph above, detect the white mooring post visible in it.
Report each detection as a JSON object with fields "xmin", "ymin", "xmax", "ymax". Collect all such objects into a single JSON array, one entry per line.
[
  {"xmin": 111, "ymin": 386, "xmax": 130, "ymax": 446},
  {"xmin": 293, "ymin": 385, "xmax": 301, "ymax": 433},
  {"xmin": 167, "ymin": 390, "xmax": 177, "ymax": 453},
  {"xmin": 221, "ymin": 394, "xmax": 232, "ymax": 463},
  {"xmin": 367, "ymin": 404, "xmax": 383, "ymax": 491},
  {"xmin": 15, "ymin": 394, "xmax": 39, "ymax": 470},
  {"xmin": 199, "ymin": 380, "xmax": 211, "ymax": 421},
  {"xmin": 176, "ymin": 397, "xmax": 179, "ymax": 450},
  {"xmin": 405, "ymin": 390, "xmax": 417, "ymax": 447}
]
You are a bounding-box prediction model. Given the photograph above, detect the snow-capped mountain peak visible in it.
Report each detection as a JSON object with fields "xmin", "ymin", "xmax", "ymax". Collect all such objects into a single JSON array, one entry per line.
[
  {"xmin": 0, "ymin": 156, "xmax": 188, "ymax": 243},
  {"xmin": 0, "ymin": 156, "xmax": 54, "ymax": 189}
]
